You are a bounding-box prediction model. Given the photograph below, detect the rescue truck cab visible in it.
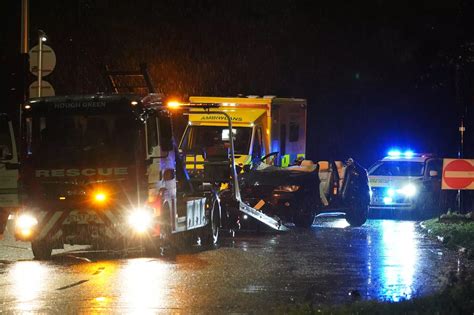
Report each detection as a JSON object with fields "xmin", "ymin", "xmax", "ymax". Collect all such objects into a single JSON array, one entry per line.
[
  {"xmin": 368, "ymin": 151, "xmax": 443, "ymax": 218},
  {"xmin": 0, "ymin": 114, "xmax": 19, "ymax": 237},
  {"xmin": 15, "ymin": 94, "xmax": 220, "ymax": 259}
]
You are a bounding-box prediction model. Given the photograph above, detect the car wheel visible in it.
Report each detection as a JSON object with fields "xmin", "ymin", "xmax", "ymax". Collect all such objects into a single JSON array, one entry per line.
[
  {"xmin": 345, "ymin": 200, "xmax": 368, "ymax": 227},
  {"xmin": 31, "ymin": 240, "xmax": 53, "ymax": 260},
  {"xmin": 413, "ymin": 192, "xmax": 437, "ymax": 220},
  {"xmin": 202, "ymin": 196, "xmax": 220, "ymax": 246}
]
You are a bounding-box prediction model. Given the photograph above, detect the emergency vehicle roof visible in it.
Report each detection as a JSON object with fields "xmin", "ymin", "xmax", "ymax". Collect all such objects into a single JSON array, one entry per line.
[
  {"xmin": 381, "ymin": 154, "xmax": 436, "ymax": 163},
  {"xmin": 187, "ymin": 96, "xmax": 306, "ymax": 125},
  {"xmin": 189, "ymin": 96, "xmax": 306, "ymax": 106}
]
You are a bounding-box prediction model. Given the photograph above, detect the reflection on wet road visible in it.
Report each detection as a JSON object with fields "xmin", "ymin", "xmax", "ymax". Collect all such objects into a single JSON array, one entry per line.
[{"xmin": 0, "ymin": 219, "xmax": 466, "ymax": 313}]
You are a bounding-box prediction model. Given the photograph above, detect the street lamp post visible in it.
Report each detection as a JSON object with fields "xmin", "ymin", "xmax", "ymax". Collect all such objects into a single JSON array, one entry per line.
[{"xmin": 37, "ymin": 30, "xmax": 47, "ymax": 97}]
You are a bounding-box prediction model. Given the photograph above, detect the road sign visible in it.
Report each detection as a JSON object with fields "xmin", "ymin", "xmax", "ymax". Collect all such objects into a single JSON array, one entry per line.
[
  {"xmin": 29, "ymin": 80, "xmax": 55, "ymax": 97},
  {"xmin": 29, "ymin": 44, "xmax": 56, "ymax": 77},
  {"xmin": 442, "ymin": 159, "xmax": 474, "ymax": 190}
]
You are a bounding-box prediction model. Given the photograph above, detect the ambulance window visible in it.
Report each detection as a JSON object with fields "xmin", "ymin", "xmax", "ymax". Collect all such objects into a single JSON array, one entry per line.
[
  {"xmin": 146, "ymin": 116, "xmax": 158, "ymax": 155},
  {"xmin": 289, "ymin": 121, "xmax": 299, "ymax": 142}
]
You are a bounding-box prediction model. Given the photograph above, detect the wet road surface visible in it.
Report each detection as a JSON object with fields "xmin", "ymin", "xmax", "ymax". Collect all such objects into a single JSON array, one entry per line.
[{"xmin": 0, "ymin": 218, "xmax": 467, "ymax": 313}]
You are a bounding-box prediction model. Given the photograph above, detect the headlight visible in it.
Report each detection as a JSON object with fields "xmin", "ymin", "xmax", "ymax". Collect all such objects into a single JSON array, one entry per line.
[
  {"xmin": 15, "ymin": 214, "xmax": 38, "ymax": 237},
  {"xmin": 387, "ymin": 188, "xmax": 395, "ymax": 197},
  {"xmin": 128, "ymin": 208, "xmax": 153, "ymax": 233},
  {"xmin": 398, "ymin": 184, "xmax": 417, "ymax": 197},
  {"xmin": 274, "ymin": 185, "xmax": 300, "ymax": 192}
]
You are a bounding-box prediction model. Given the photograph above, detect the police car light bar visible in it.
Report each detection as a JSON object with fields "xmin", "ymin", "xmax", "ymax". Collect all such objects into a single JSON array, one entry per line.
[
  {"xmin": 387, "ymin": 149, "xmax": 416, "ymax": 158},
  {"xmin": 387, "ymin": 150, "xmax": 401, "ymax": 157},
  {"xmin": 404, "ymin": 150, "xmax": 414, "ymax": 158}
]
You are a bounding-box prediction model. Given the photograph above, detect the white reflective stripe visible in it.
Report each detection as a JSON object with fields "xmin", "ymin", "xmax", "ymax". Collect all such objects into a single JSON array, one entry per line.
[
  {"xmin": 444, "ymin": 171, "xmax": 474, "ymax": 178},
  {"xmin": 105, "ymin": 226, "xmax": 117, "ymax": 238},
  {"xmin": 51, "ymin": 230, "xmax": 62, "ymax": 240},
  {"xmin": 38, "ymin": 211, "xmax": 63, "ymax": 239},
  {"xmin": 37, "ymin": 211, "xmax": 48, "ymax": 221},
  {"xmin": 104, "ymin": 210, "xmax": 118, "ymax": 224},
  {"xmin": 90, "ymin": 211, "xmax": 105, "ymax": 224}
]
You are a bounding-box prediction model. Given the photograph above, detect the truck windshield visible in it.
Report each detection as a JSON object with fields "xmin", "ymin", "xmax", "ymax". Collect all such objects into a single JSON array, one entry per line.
[
  {"xmin": 0, "ymin": 116, "xmax": 13, "ymax": 158},
  {"xmin": 181, "ymin": 126, "xmax": 252, "ymax": 155},
  {"xmin": 26, "ymin": 113, "xmax": 137, "ymax": 164},
  {"xmin": 368, "ymin": 161, "xmax": 425, "ymax": 177}
]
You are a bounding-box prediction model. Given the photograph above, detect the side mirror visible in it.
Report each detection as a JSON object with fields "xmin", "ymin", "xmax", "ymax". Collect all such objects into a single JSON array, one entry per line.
[{"xmin": 429, "ymin": 170, "xmax": 438, "ymax": 177}]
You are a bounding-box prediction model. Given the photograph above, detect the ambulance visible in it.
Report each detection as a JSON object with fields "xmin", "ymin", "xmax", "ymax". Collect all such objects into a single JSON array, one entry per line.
[
  {"xmin": 179, "ymin": 96, "xmax": 307, "ymax": 173},
  {"xmin": 368, "ymin": 151, "xmax": 443, "ymax": 218}
]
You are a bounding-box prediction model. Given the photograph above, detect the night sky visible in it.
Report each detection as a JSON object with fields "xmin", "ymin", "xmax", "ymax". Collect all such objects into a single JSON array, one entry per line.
[{"xmin": 2, "ymin": 0, "xmax": 473, "ymax": 167}]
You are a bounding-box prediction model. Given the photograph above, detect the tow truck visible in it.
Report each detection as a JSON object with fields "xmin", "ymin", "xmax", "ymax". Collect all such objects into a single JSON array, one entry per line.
[
  {"xmin": 0, "ymin": 114, "xmax": 19, "ymax": 238},
  {"xmin": 14, "ymin": 94, "xmax": 226, "ymax": 259},
  {"xmin": 177, "ymin": 96, "xmax": 371, "ymax": 229}
]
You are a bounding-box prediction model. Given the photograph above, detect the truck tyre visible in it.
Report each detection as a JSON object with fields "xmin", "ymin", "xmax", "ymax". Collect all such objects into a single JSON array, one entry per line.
[
  {"xmin": 345, "ymin": 201, "xmax": 368, "ymax": 227},
  {"xmin": 202, "ymin": 196, "xmax": 220, "ymax": 246},
  {"xmin": 31, "ymin": 240, "xmax": 53, "ymax": 260}
]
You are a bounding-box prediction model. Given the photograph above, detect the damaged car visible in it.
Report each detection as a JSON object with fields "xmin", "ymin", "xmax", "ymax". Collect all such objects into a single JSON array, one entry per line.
[{"xmin": 238, "ymin": 157, "xmax": 370, "ymax": 228}]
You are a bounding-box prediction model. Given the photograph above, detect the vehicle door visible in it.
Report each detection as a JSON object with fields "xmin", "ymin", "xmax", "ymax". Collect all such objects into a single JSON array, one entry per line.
[
  {"xmin": 0, "ymin": 114, "xmax": 19, "ymax": 236},
  {"xmin": 145, "ymin": 112, "xmax": 177, "ymax": 229}
]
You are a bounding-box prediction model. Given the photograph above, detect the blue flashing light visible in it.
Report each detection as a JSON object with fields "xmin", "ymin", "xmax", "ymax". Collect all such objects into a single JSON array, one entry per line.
[
  {"xmin": 387, "ymin": 149, "xmax": 417, "ymax": 158},
  {"xmin": 404, "ymin": 150, "xmax": 414, "ymax": 158},
  {"xmin": 388, "ymin": 150, "xmax": 401, "ymax": 157}
]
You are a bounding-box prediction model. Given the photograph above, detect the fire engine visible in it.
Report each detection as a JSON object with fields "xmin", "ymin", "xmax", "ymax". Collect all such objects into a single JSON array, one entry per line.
[
  {"xmin": 14, "ymin": 94, "xmax": 223, "ymax": 259},
  {"xmin": 0, "ymin": 114, "xmax": 19, "ymax": 238}
]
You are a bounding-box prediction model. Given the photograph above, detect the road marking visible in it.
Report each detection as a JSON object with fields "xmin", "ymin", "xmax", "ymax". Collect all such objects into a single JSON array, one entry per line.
[
  {"xmin": 92, "ymin": 267, "xmax": 105, "ymax": 275},
  {"xmin": 56, "ymin": 279, "xmax": 89, "ymax": 290}
]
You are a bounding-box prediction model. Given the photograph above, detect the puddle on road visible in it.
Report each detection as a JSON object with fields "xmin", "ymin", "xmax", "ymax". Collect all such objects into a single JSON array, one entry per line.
[{"xmin": 0, "ymin": 219, "xmax": 468, "ymax": 312}]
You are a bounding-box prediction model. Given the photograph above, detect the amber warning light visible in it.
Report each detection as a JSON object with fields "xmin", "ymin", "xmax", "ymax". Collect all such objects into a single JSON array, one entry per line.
[
  {"xmin": 167, "ymin": 100, "xmax": 182, "ymax": 109},
  {"xmin": 94, "ymin": 192, "xmax": 107, "ymax": 204}
]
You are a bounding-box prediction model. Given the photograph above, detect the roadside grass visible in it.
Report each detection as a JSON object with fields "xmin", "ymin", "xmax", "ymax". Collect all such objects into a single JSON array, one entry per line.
[
  {"xmin": 423, "ymin": 213, "xmax": 474, "ymax": 259},
  {"xmin": 283, "ymin": 279, "xmax": 474, "ymax": 315},
  {"xmin": 282, "ymin": 215, "xmax": 474, "ymax": 314}
]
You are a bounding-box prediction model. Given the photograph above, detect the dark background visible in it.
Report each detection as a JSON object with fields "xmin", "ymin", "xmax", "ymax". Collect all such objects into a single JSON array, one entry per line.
[{"xmin": 2, "ymin": 0, "xmax": 473, "ymax": 167}]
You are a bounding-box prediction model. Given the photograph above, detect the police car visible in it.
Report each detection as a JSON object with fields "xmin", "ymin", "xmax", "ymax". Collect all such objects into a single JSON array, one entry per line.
[{"xmin": 368, "ymin": 151, "xmax": 443, "ymax": 218}]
